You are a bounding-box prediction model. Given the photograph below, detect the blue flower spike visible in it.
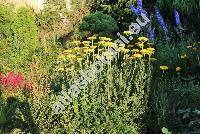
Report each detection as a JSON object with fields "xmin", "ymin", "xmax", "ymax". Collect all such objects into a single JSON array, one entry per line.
[
  {"xmin": 150, "ymin": 28, "xmax": 155, "ymax": 42},
  {"xmin": 174, "ymin": 10, "xmax": 181, "ymax": 26},
  {"xmin": 154, "ymin": 6, "xmax": 168, "ymax": 34}
]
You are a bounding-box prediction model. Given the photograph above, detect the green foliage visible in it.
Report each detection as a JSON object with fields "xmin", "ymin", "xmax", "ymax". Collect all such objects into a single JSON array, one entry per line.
[
  {"xmin": 79, "ymin": 11, "xmax": 119, "ymax": 38},
  {"xmin": 11, "ymin": 7, "xmax": 38, "ymax": 67},
  {"xmin": 91, "ymin": 0, "xmax": 136, "ymax": 31},
  {"xmin": 36, "ymin": 0, "xmax": 65, "ymax": 35},
  {"xmin": 0, "ymin": 3, "xmax": 14, "ymax": 63},
  {"xmin": 147, "ymin": 35, "xmax": 200, "ymax": 133},
  {"xmin": 0, "ymin": 96, "xmax": 6, "ymax": 125},
  {"xmin": 161, "ymin": 127, "xmax": 171, "ymax": 134},
  {"xmin": 31, "ymin": 58, "xmax": 151, "ymax": 133}
]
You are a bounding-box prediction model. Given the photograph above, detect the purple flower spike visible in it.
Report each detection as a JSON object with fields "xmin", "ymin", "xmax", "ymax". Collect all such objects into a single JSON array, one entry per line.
[
  {"xmin": 150, "ymin": 28, "xmax": 155, "ymax": 42},
  {"xmin": 137, "ymin": 0, "xmax": 142, "ymax": 9},
  {"xmin": 154, "ymin": 7, "xmax": 168, "ymax": 34},
  {"xmin": 174, "ymin": 10, "xmax": 181, "ymax": 26},
  {"xmin": 130, "ymin": 5, "xmax": 140, "ymax": 15},
  {"xmin": 130, "ymin": 0, "xmax": 148, "ymax": 17}
]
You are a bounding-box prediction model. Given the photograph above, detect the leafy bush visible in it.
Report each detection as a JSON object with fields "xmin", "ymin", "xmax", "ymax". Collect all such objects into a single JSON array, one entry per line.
[
  {"xmin": 0, "ymin": 3, "xmax": 14, "ymax": 64},
  {"xmin": 91, "ymin": 0, "xmax": 136, "ymax": 31},
  {"xmin": 10, "ymin": 7, "xmax": 38, "ymax": 68},
  {"xmin": 79, "ymin": 11, "xmax": 119, "ymax": 38}
]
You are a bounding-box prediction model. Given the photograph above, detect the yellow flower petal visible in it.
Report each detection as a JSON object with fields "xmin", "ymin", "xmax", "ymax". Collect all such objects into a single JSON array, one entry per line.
[
  {"xmin": 176, "ymin": 67, "xmax": 181, "ymax": 72},
  {"xmin": 160, "ymin": 66, "xmax": 169, "ymax": 70},
  {"xmin": 133, "ymin": 53, "xmax": 143, "ymax": 58},
  {"xmin": 123, "ymin": 31, "xmax": 133, "ymax": 35},
  {"xmin": 138, "ymin": 37, "xmax": 149, "ymax": 42}
]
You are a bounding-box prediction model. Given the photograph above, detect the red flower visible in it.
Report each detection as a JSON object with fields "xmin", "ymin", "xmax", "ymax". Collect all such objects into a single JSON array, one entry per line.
[
  {"xmin": 0, "ymin": 71, "xmax": 32, "ymax": 94},
  {"xmin": 16, "ymin": 73, "xmax": 25, "ymax": 89},
  {"xmin": 4, "ymin": 71, "xmax": 14, "ymax": 88}
]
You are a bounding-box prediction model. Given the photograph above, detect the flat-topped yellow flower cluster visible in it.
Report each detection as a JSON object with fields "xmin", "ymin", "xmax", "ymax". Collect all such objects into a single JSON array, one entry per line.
[{"xmin": 57, "ymin": 36, "xmax": 156, "ymax": 66}]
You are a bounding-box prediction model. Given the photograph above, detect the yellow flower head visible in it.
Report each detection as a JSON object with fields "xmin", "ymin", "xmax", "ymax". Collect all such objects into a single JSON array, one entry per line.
[
  {"xmin": 123, "ymin": 31, "xmax": 133, "ymax": 35},
  {"xmin": 131, "ymin": 49, "xmax": 139, "ymax": 53},
  {"xmin": 147, "ymin": 47, "xmax": 155, "ymax": 51},
  {"xmin": 77, "ymin": 57, "xmax": 83, "ymax": 62},
  {"xmin": 128, "ymin": 56, "xmax": 135, "ymax": 60},
  {"xmin": 99, "ymin": 37, "xmax": 107, "ymax": 41},
  {"xmin": 160, "ymin": 66, "xmax": 169, "ymax": 71},
  {"xmin": 176, "ymin": 67, "xmax": 181, "ymax": 72},
  {"xmin": 104, "ymin": 42, "xmax": 113, "ymax": 47},
  {"xmin": 99, "ymin": 37, "xmax": 112, "ymax": 42},
  {"xmin": 90, "ymin": 46, "xmax": 97, "ymax": 49},
  {"xmin": 87, "ymin": 36, "xmax": 96, "ymax": 40},
  {"xmin": 83, "ymin": 47, "xmax": 89, "ymax": 49},
  {"xmin": 66, "ymin": 54, "xmax": 76, "ymax": 59},
  {"xmin": 140, "ymin": 49, "xmax": 150, "ymax": 55},
  {"xmin": 186, "ymin": 46, "xmax": 193, "ymax": 48},
  {"xmin": 82, "ymin": 41, "xmax": 91, "ymax": 45},
  {"xmin": 133, "ymin": 53, "xmax": 143, "ymax": 58},
  {"xmin": 118, "ymin": 44, "xmax": 125, "ymax": 47},
  {"xmin": 119, "ymin": 47, "xmax": 125, "ymax": 51},
  {"xmin": 138, "ymin": 37, "xmax": 149, "ymax": 42},
  {"xmin": 105, "ymin": 38, "xmax": 112, "ymax": 42},
  {"xmin": 63, "ymin": 49, "xmax": 73, "ymax": 54},
  {"xmin": 180, "ymin": 54, "xmax": 187, "ymax": 59},
  {"xmin": 72, "ymin": 41, "xmax": 81, "ymax": 44},
  {"xmin": 98, "ymin": 41, "xmax": 106, "ymax": 46},
  {"xmin": 58, "ymin": 55, "xmax": 65, "ymax": 60},
  {"xmin": 84, "ymin": 49, "xmax": 95, "ymax": 53},
  {"xmin": 74, "ymin": 47, "xmax": 81, "ymax": 51},
  {"xmin": 58, "ymin": 68, "xmax": 65, "ymax": 71},
  {"xmin": 136, "ymin": 42, "xmax": 144, "ymax": 47},
  {"xmin": 122, "ymin": 49, "xmax": 130, "ymax": 53}
]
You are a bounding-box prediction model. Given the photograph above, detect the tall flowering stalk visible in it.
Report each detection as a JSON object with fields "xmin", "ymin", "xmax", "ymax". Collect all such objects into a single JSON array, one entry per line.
[
  {"xmin": 149, "ymin": 28, "xmax": 155, "ymax": 42},
  {"xmin": 130, "ymin": 0, "xmax": 148, "ymax": 16},
  {"xmin": 154, "ymin": 6, "xmax": 168, "ymax": 35},
  {"xmin": 174, "ymin": 10, "xmax": 184, "ymax": 35},
  {"xmin": 174, "ymin": 10, "xmax": 181, "ymax": 26}
]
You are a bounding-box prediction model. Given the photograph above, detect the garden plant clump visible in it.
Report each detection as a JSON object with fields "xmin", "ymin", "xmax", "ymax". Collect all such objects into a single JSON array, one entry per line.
[{"xmin": 0, "ymin": 0, "xmax": 199, "ymax": 133}]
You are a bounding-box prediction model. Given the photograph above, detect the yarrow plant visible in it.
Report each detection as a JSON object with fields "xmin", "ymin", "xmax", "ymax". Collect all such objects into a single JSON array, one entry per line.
[{"xmin": 52, "ymin": 11, "xmax": 151, "ymax": 114}]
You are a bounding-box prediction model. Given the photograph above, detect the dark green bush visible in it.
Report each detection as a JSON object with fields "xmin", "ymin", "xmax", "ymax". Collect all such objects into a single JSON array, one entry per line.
[
  {"xmin": 91, "ymin": 0, "xmax": 136, "ymax": 31},
  {"xmin": 78, "ymin": 11, "xmax": 119, "ymax": 38}
]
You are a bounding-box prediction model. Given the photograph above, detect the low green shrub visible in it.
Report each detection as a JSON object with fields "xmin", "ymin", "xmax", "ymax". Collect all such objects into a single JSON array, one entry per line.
[{"xmin": 78, "ymin": 11, "xmax": 119, "ymax": 38}]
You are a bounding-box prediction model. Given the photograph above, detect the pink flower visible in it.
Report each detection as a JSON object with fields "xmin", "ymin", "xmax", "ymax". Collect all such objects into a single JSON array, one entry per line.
[
  {"xmin": 4, "ymin": 71, "xmax": 14, "ymax": 88},
  {"xmin": 16, "ymin": 73, "xmax": 25, "ymax": 89}
]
